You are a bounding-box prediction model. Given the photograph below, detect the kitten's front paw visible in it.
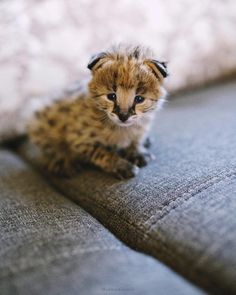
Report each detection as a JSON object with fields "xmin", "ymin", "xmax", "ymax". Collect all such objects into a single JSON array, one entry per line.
[
  {"xmin": 114, "ymin": 160, "xmax": 139, "ymax": 180},
  {"xmin": 130, "ymin": 152, "xmax": 155, "ymax": 167}
]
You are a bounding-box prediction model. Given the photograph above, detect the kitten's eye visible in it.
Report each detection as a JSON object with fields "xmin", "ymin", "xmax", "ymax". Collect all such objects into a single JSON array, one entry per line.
[
  {"xmin": 107, "ymin": 93, "xmax": 116, "ymax": 101},
  {"xmin": 134, "ymin": 95, "xmax": 145, "ymax": 104}
]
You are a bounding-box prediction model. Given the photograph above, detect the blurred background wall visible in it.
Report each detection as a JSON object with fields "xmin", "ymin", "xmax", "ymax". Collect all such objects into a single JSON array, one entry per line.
[{"xmin": 0, "ymin": 0, "xmax": 236, "ymax": 113}]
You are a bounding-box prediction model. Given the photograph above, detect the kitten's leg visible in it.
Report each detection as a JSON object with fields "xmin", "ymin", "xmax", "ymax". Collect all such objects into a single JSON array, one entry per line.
[
  {"xmin": 39, "ymin": 143, "xmax": 81, "ymax": 177},
  {"xmin": 44, "ymin": 152, "xmax": 78, "ymax": 177},
  {"xmin": 73, "ymin": 143, "xmax": 139, "ymax": 179},
  {"xmin": 120, "ymin": 142, "xmax": 155, "ymax": 167}
]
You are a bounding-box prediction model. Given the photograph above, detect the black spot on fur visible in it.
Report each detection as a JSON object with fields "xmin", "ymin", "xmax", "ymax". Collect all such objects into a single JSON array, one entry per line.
[
  {"xmin": 90, "ymin": 132, "xmax": 96, "ymax": 138},
  {"xmin": 48, "ymin": 119, "xmax": 56, "ymax": 126},
  {"xmin": 82, "ymin": 121, "xmax": 89, "ymax": 127}
]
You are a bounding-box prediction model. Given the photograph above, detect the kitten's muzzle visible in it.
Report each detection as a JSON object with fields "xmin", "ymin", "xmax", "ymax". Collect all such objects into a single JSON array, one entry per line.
[{"xmin": 113, "ymin": 105, "xmax": 131, "ymax": 122}]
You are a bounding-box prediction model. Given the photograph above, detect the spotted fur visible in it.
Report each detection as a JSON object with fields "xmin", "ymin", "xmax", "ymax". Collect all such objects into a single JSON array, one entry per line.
[{"xmin": 28, "ymin": 45, "xmax": 168, "ymax": 179}]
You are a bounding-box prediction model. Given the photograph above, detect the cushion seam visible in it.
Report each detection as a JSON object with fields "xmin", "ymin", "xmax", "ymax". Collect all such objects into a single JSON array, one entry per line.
[{"xmin": 144, "ymin": 169, "xmax": 236, "ymax": 229}]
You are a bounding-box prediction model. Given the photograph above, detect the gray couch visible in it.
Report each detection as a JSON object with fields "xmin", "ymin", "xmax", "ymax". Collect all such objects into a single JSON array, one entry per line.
[{"xmin": 1, "ymin": 81, "xmax": 236, "ymax": 295}]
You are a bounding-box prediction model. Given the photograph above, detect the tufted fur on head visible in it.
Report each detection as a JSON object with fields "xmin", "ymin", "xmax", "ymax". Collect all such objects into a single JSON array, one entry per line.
[{"xmin": 87, "ymin": 45, "xmax": 168, "ymax": 127}]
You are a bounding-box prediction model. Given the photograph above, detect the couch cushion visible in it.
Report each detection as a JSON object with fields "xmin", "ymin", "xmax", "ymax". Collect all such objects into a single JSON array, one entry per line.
[
  {"xmin": 19, "ymin": 81, "xmax": 236, "ymax": 294},
  {"xmin": 0, "ymin": 150, "xmax": 203, "ymax": 295}
]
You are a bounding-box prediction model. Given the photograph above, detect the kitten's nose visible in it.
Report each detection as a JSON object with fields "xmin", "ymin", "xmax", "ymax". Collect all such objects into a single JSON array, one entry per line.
[{"xmin": 118, "ymin": 113, "xmax": 130, "ymax": 122}]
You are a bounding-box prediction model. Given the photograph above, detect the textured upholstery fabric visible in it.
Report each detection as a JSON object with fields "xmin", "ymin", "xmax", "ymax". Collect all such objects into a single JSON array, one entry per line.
[
  {"xmin": 0, "ymin": 150, "xmax": 203, "ymax": 295},
  {"xmin": 18, "ymin": 81, "xmax": 236, "ymax": 294}
]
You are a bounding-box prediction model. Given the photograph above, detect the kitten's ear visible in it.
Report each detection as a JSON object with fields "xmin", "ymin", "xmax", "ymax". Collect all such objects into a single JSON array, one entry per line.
[
  {"xmin": 87, "ymin": 52, "xmax": 108, "ymax": 71},
  {"xmin": 145, "ymin": 60, "xmax": 168, "ymax": 79}
]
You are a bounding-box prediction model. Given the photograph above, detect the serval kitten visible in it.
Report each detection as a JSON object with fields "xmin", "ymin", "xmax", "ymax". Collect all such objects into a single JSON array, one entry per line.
[{"xmin": 28, "ymin": 45, "xmax": 168, "ymax": 179}]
